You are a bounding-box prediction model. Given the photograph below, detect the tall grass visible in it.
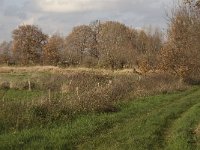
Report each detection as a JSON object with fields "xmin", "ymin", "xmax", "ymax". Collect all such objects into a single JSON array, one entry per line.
[{"xmin": 0, "ymin": 68, "xmax": 189, "ymax": 135}]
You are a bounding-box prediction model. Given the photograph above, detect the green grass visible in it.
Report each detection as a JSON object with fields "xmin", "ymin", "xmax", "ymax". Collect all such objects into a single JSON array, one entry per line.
[
  {"xmin": 164, "ymin": 103, "xmax": 200, "ymax": 150},
  {"xmin": 0, "ymin": 89, "xmax": 43, "ymax": 102},
  {"xmin": 0, "ymin": 87, "xmax": 200, "ymax": 149},
  {"xmin": 0, "ymin": 71, "xmax": 51, "ymax": 80},
  {"xmin": 0, "ymin": 72, "xmax": 30, "ymax": 81}
]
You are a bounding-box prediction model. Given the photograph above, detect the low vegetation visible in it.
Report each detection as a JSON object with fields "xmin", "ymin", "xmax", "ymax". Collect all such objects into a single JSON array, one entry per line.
[
  {"xmin": 0, "ymin": 83, "xmax": 200, "ymax": 149},
  {"xmin": 0, "ymin": 67, "xmax": 187, "ymax": 134},
  {"xmin": 0, "ymin": 0, "xmax": 200, "ymax": 149}
]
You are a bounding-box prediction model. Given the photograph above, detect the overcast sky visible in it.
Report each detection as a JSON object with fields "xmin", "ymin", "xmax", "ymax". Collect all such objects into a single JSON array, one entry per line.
[{"xmin": 0, "ymin": 0, "xmax": 173, "ymax": 42}]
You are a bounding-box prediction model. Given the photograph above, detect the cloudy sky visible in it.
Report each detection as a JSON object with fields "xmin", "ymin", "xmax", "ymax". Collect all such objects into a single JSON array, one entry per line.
[{"xmin": 0, "ymin": 0, "xmax": 173, "ymax": 42}]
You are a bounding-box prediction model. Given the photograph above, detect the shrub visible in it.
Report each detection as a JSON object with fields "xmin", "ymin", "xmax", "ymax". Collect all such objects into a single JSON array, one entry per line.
[
  {"xmin": 133, "ymin": 72, "xmax": 188, "ymax": 97},
  {"xmin": 66, "ymin": 72, "xmax": 112, "ymax": 94},
  {"xmin": 9, "ymin": 81, "xmax": 33, "ymax": 90},
  {"xmin": 30, "ymin": 74, "xmax": 67, "ymax": 91},
  {"xmin": 184, "ymin": 65, "xmax": 200, "ymax": 85},
  {"xmin": 0, "ymin": 70, "xmax": 191, "ymax": 133},
  {"xmin": 195, "ymin": 124, "xmax": 200, "ymax": 136},
  {"xmin": 0, "ymin": 81, "xmax": 10, "ymax": 90},
  {"xmin": 70, "ymin": 75, "xmax": 135, "ymax": 112}
]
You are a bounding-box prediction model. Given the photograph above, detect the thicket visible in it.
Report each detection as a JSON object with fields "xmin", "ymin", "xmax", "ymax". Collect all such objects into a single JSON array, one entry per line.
[
  {"xmin": 0, "ymin": 71, "xmax": 188, "ymax": 133},
  {"xmin": 159, "ymin": 0, "xmax": 200, "ymax": 83}
]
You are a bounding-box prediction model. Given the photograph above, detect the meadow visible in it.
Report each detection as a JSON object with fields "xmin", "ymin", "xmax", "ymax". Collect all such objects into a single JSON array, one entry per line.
[
  {"xmin": 1, "ymin": 0, "xmax": 200, "ymax": 149},
  {"xmin": 0, "ymin": 66, "xmax": 199, "ymax": 149}
]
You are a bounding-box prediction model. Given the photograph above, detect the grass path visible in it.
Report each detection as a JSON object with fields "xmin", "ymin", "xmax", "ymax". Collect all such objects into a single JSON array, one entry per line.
[
  {"xmin": 164, "ymin": 103, "xmax": 200, "ymax": 150},
  {"xmin": 0, "ymin": 87, "xmax": 200, "ymax": 149},
  {"xmin": 78, "ymin": 87, "xmax": 200, "ymax": 150}
]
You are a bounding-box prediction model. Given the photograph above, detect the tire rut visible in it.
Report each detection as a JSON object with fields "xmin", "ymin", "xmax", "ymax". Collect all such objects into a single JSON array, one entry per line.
[
  {"xmin": 164, "ymin": 102, "xmax": 200, "ymax": 150},
  {"xmin": 78, "ymin": 88, "xmax": 200, "ymax": 149},
  {"xmin": 158, "ymin": 90, "xmax": 200, "ymax": 149}
]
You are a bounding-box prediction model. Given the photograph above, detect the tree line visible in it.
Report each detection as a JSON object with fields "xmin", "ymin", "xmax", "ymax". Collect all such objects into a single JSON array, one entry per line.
[
  {"xmin": 0, "ymin": 21, "xmax": 162, "ymax": 70},
  {"xmin": 0, "ymin": 0, "xmax": 200, "ymax": 79}
]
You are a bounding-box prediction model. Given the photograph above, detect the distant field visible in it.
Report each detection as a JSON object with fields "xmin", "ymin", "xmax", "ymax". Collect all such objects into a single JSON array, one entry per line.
[{"xmin": 0, "ymin": 66, "xmax": 138, "ymax": 75}]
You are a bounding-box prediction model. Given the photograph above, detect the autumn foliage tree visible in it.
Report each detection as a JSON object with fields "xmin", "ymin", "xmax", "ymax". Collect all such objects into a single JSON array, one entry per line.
[
  {"xmin": 97, "ymin": 21, "xmax": 137, "ymax": 69},
  {"xmin": 0, "ymin": 21, "xmax": 163, "ymax": 70},
  {"xmin": 12, "ymin": 25, "xmax": 48, "ymax": 65},
  {"xmin": 62, "ymin": 21, "xmax": 163, "ymax": 70},
  {"xmin": 0, "ymin": 41, "xmax": 12, "ymax": 64},
  {"xmin": 160, "ymin": 0, "xmax": 200, "ymax": 82},
  {"xmin": 43, "ymin": 34, "xmax": 64, "ymax": 65},
  {"xmin": 64, "ymin": 25, "xmax": 97, "ymax": 66},
  {"xmin": 136, "ymin": 28, "xmax": 163, "ymax": 73}
]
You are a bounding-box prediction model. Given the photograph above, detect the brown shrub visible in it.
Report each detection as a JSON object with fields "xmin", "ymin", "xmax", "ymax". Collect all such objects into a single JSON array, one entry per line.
[
  {"xmin": 66, "ymin": 72, "xmax": 112, "ymax": 94},
  {"xmin": 9, "ymin": 81, "xmax": 29, "ymax": 90},
  {"xmin": 133, "ymin": 72, "xmax": 188, "ymax": 97},
  {"xmin": 0, "ymin": 70, "xmax": 191, "ymax": 132},
  {"xmin": 0, "ymin": 81, "xmax": 10, "ymax": 90},
  {"xmin": 70, "ymin": 75, "xmax": 135, "ymax": 112},
  {"xmin": 184, "ymin": 65, "xmax": 200, "ymax": 85},
  {"xmin": 30, "ymin": 74, "xmax": 67, "ymax": 91},
  {"xmin": 195, "ymin": 124, "xmax": 200, "ymax": 136}
]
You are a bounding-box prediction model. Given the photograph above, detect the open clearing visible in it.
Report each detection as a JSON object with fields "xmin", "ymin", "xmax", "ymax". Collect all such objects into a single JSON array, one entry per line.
[{"xmin": 0, "ymin": 85, "xmax": 200, "ymax": 149}]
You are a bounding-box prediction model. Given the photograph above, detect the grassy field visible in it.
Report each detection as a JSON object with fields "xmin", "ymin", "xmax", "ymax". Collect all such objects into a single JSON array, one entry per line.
[
  {"xmin": 0, "ymin": 67, "xmax": 199, "ymax": 149},
  {"xmin": 0, "ymin": 86, "xmax": 200, "ymax": 149}
]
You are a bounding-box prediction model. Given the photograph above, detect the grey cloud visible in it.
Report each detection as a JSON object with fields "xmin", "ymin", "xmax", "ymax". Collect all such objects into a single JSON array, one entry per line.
[
  {"xmin": 0, "ymin": 0, "xmax": 173, "ymax": 42},
  {"xmin": 4, "ymin": 5, "xmax": 28, "ymax": 20},
  {"xmin": 0, "ymin": 0, "xmax": 4, "ymax": 6}
]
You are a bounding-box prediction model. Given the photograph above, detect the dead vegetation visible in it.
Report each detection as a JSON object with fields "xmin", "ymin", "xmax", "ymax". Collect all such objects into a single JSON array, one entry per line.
[
  {"xmin": 133, "ymin": 72, "xmax": 188, "ymax": 97},
  {"xmin": 0, "ymin": 66, "xmax": 137, "ymax": 75},
  {"xmin": 0, "ymin": 67, "xmax": 188, "ymax": 112},
  {"xmin": 195, "ymin": 124, "xmax": 200, "ymax": 135},
  {"xmin": 0, "ymin": 65, "xmax": 191, "ymax": 134}
]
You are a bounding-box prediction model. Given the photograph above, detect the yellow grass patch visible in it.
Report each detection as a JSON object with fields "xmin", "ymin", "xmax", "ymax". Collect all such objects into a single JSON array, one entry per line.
[
  {"xmin": 0, "ymin": 66, "xmax": 138, "ymax": 76},
  {"xmin": 195, "ymin": 124, "xmax": 200, "ymax": 135}
]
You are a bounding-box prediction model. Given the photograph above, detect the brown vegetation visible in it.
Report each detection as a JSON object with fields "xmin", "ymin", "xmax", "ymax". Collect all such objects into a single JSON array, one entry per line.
[
  {"xmin": 0, "ymin": 2, "xmax": 200, "ymax": 125},
  {"xmin": 159, "ymin": 0, "xmax": 200, "ymax": 84},
  {"xmin": 0, "ymin": 21, "xmax": 162, "ymax": 71},
  {"xmin": 0, "ymin": 68, "xmax": 188, "ymax": 132},
  {"xmin": 0, "ymin": 1, "xmax": 199, "ymax": 85},
  {"xmin": 195, "ymin": 124, "xmax": 200, "ymax": 135},
  {"xmin": 12, "ymin": 25, "xmax": 48, "ymax": 65}
]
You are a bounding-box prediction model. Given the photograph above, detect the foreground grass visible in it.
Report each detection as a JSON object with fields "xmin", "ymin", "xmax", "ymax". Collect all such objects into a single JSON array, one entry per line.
[
  {"xmin": 79, "ymin": 87, "xmax": 200, "ymax": 150},
  {"xmin": 0, "ymin": 87, "xmax": 200, "ymax": 149},
  {"xmin": 196, "ymin": 124, "xmax": 200, "ymax": 149},
  {"xmin": 164, "ymin": 103, "xmax": 200, "ymax": 150}
]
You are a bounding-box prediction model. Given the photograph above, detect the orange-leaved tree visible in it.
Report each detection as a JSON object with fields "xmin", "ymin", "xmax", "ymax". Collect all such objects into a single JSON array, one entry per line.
[
  {"xmin": 160, "ymin": 0, "xmax": 200, "ymax": 83},
  {"xmin": 12, "ymin": 25, "xmax": 48, "ymax": 65},
  {"xmin": 43, "ymin": 34, "xmax": 64, "ymax": 65}
]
